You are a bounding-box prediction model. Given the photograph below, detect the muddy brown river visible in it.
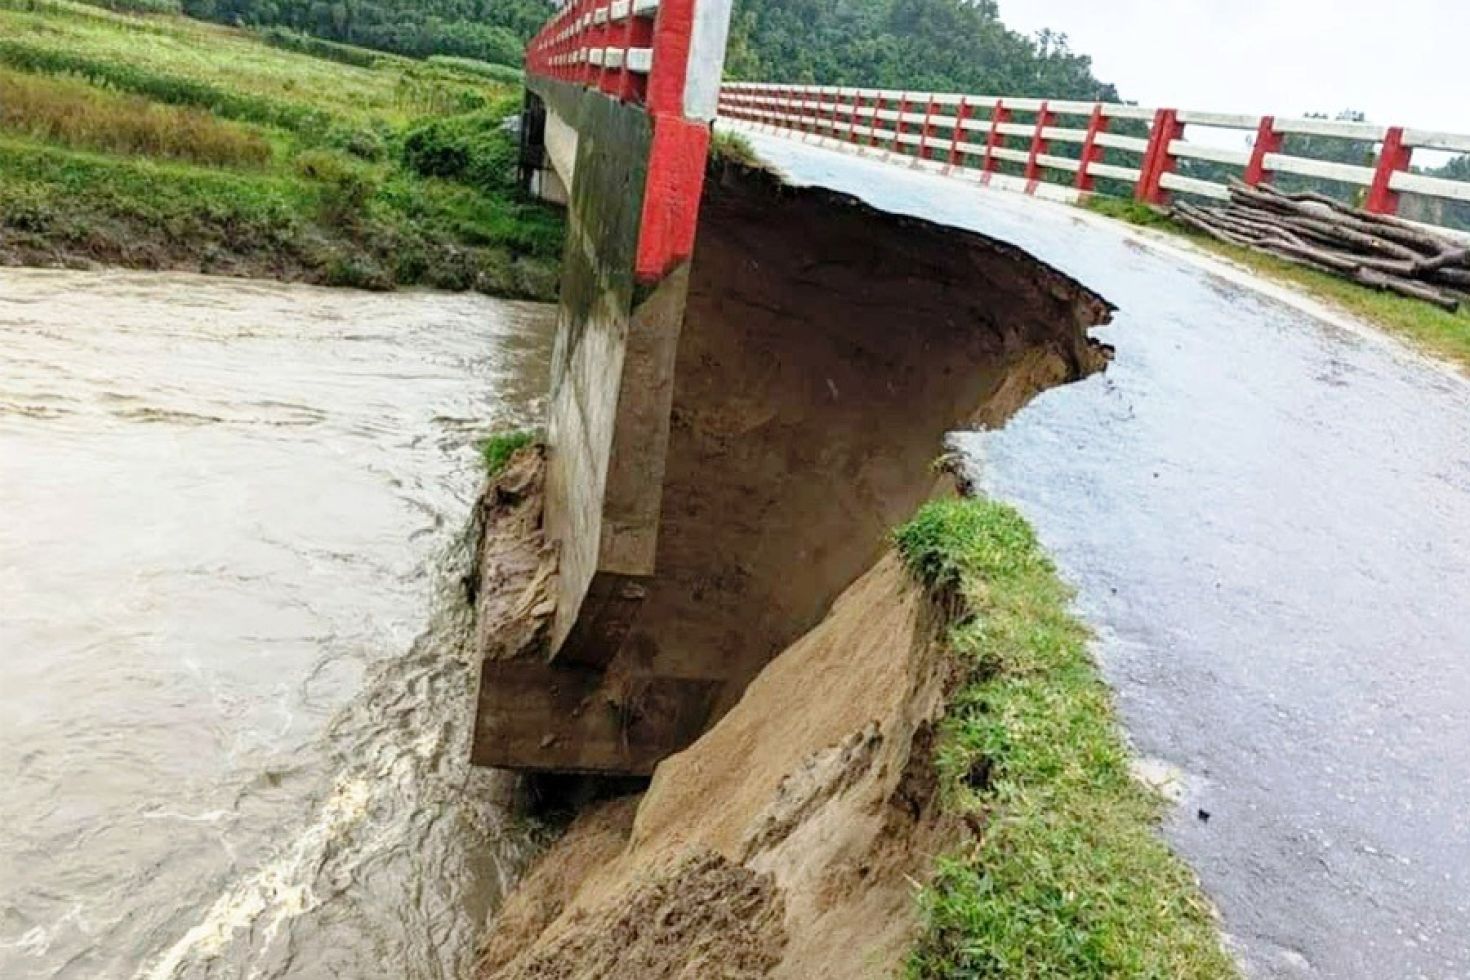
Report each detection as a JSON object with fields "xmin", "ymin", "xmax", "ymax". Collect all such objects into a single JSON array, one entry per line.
[{"xmin": 0, "ymin": 269, "xmax": 554, "ymax": 979}]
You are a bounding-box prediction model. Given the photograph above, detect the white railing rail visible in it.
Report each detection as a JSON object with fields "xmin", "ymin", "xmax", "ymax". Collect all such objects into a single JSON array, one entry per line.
[{"xmin": 718, "ymin": 83, "xmax": 1470, "ymax": 227}]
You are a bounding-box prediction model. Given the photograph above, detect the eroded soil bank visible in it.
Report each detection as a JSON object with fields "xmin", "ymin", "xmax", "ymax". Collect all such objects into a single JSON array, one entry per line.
[{"xmin": 469, "ymin": 160, "xmax": 1115, "ymax": 976}]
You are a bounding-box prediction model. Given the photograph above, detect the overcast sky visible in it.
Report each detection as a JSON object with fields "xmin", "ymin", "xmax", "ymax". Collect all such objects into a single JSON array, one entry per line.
[{"xmin": 997, "ymin": 0, "xmax": 1468, "ymax": 136}]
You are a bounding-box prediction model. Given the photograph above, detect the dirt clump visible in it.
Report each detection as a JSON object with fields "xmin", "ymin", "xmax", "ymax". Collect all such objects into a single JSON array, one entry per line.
[
  {"xmin": 469, "ymin": 445, "xmax": 559, "ymax": 664},
  {"xmin": 481, "ymin": 847, "xmax": 787, "ymax": 980}
]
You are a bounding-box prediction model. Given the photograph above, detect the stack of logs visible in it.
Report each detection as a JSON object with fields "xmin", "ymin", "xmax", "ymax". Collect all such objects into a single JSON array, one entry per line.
[{"xmin": 1171, "ymin": 178, "xmax": 1470, "ymax": 312}]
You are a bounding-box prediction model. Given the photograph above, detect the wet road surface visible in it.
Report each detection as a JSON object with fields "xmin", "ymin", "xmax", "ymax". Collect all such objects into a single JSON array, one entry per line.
[
  {"xmin": 0, "ymin": 270, "xmax": 553, "ymax": 979},
  {"xmin": 733, "ymin": 127, "xmax": 1470, "ymax": 979}
]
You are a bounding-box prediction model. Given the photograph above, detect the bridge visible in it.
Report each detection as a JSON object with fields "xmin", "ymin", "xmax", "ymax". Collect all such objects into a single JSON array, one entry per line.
[
  {"xmin": 475, "ymin": 0, "xmax": 1470, "ymax": 781},
  {"xmin": 467, "ymin": 0, "xmax": 1470, "ymax": 973}
]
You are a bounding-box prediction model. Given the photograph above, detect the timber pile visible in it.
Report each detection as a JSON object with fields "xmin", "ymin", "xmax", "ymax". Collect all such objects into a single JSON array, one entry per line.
[{"xmin": 1170, "ymin": 177, "xmax": 1470, "ymax": 312}]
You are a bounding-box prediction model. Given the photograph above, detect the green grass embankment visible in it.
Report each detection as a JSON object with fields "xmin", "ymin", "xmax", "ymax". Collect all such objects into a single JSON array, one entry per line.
[
  {"xmin": 0, "ymin": 0, "xmax": 563, "ymax": 299},
  {"xmin": 895, "ymin": 498, "xmax": 1238, "ymax": 979},
  {"xmin": 1085, "ymin": 197, "xmax": 1470, "ymax": 372}
]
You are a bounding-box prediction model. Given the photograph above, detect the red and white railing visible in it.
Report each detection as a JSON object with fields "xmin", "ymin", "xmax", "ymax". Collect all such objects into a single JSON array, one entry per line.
[
  {"xmin": 526, "ymin": 0, "xmax": 732, "ymax": 120},
  {"xmin": 523, "ymin": 0, "xmax": 732, "ymax": 280},
  {"xmin": 526, "ymin": 0, "xmax": 660, "ymax": 103},
  {"xmin": 718, "ymin": 83, "xmax": 1470, "ymax": 227}
]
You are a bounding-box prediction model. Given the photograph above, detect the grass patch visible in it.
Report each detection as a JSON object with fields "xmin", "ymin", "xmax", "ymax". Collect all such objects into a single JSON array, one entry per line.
[
  {"xmin": 480, "ymin": 430, "xmax": 534, "ymax": 476},
  {"xmin": 1082, "ymin": 195, "xmax": 1470, "ymax": 371},
  {"xmin": 895, "ymin": 498, "xmax": 1236, "ymax": 980},
  {"xmin": 710, "ymin": 128, "xmax": 760, "ymax": 167},
  {"xmin": 0, "ymin": 0, "xmax": 563, "ymax": 300},
  {"xmin": 429, "ymin": 55, "xmax": 524, "ymax": 85},
  {"xmin": 0, "ymin": 67, "xmax": 271, "ymax": 166}
]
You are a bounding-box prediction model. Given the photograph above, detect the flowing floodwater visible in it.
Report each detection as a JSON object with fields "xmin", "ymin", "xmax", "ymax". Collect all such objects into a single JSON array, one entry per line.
[
  {"xmin": 740, "ymin": 130, "xmax": 1470, "ymax": 978},
  {"xmin": 0, "ymin": 269, "xmax": 555, "ymax": 979}
]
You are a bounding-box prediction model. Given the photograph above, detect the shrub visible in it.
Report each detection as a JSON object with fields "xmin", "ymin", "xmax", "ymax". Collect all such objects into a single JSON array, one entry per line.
[
  {"xmin": 480, "ymin": 430, "xmax": 534, "ymax": 476},
  {"xmin": 0, "ymin": 69, "xmax": 271, "ymax": 167},
  {"xmin": 321, "ymin": 119, "xmax": 392, "ymax": 162},
  {"xmin": 294, "ymin": 149, "xmax": 379, "ymax": 225},
  {"xmin": 401, "ymin": 110, "xmax": 518, "ymax": 193}
]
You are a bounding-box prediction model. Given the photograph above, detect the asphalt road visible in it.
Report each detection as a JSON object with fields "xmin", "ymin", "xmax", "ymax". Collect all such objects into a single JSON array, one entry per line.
[{"xmin": 735, "ymin": 127, "xmax": 1470, "ymax": 980}]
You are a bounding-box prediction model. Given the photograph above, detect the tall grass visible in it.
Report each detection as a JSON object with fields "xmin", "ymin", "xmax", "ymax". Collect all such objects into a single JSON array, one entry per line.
[
  {"xmin": 428, "ymin": 56, "xmax": 524, "ymax": 85},
  {"xmin": 0, "ymin": 38, "xmax": 327, "ymax": 131},
  {"xmin": 256, "ymin": 26, "xmax": 391, "ymax": 70},
  {"xmin": 0, "ymin": 68, "xmax": 270, "ymax": 166},
  {"xmin": 77, "ymin": 0, "xmax": 179, "ymax": 12}
]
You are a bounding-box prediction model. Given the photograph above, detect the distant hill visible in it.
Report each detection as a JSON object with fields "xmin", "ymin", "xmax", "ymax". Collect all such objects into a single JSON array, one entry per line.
[{"xmin": 725, "ymin": 0, "xmax": 1118, "ymax": 100}]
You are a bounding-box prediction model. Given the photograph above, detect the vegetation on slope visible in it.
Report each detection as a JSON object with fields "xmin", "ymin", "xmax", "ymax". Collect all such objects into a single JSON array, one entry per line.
[
  {"xmin": 894, "ymin": 498, "xmax": 1236, "ymax": 979},
  {"xmin": 1085, "ymin": 198, "xmax": 1470, "ymax": 372},
  {"xmin": 0, "ymin": 0, "xmax": 561, "ymax": 298},
  {"xmin": 480, "ymin": 430, "xmax": 534, "ymax": 476}
]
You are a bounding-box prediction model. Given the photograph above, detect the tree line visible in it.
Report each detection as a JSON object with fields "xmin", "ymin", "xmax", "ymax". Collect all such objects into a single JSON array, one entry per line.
[
  {"xmin": 724, "ymin": 0, "xmax": 1118, "ymax": 101},
  {"xmin": 179, "ymin": 0, "xmax": 550, "ymax": 66}
]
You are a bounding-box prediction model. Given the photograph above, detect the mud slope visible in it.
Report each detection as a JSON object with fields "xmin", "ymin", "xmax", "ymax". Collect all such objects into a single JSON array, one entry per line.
[
  {"xmin": 612, "ymin": 161, "xmax": 1113, "ymax": 724},
  {"xmin": 477, "ymin": 554, "xmax": 951, "ymax": 979},
  {"xmin": 472, "ymin": 163, "xmax": 1115, "ymax": 977}
]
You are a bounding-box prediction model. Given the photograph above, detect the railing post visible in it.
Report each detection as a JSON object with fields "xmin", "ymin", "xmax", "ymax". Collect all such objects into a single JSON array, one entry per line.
[
  {"xmin": 947, "ymin": 97, "xmax": 971, "ymax": 173},
  {"xmin": 1243, "ymin": 115, "xmax": 1282, "ymax": 186},
  {"xmin": 1074, "ymin": 103, "xmax": 1108, "ymax": 192},
  {"xmin": 868, "ymin": 94, "xmax": 884, "ymax": 149},
  {"xmin": 1366, "ymin": 126, "xmax": 1412, "ymax": 215},
  {"xmin": 1136, "ymin": 107, "xmax": 1182, "ymax": 205},
  {"xmin": 847, "ymin": 90, "xmax": 860, "ymax": 144},
  {"xmin": 918, "ymin": 96, "xmax": 937, "ymax": 161},
  {"xmin": 1024, "ymin": 100, "xmax": 1053, "ymax": 194},
  {"xmin": 895, "ymin": 93, "xmax": 910, "ymax": 156},
  {"xmin": 982, "ymin": 98, "xmax": 1009, "ymax": 184}
]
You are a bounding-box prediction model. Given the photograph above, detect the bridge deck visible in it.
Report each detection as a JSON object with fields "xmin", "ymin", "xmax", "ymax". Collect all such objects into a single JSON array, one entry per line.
[{"xmin": 728, "ymin": 127, "xmax": 1470, "ymax": 978}]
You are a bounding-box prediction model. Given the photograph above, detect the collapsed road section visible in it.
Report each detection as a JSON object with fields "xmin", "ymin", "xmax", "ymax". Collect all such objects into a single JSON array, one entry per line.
[{"xmin": 471, "ymin": 154, "xmax": 1114, "ymax": 775}]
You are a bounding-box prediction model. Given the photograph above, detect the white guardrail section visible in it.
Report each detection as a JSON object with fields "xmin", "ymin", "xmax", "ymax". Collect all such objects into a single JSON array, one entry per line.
[{"xmin": 717, "ymin": 83, "xmax": 1470, "ymax": 230}]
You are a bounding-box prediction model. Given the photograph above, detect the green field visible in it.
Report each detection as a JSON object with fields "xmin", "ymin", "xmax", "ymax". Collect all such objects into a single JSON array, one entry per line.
[{"xmin": 0, "ymin": 0, "xmax": 562, "ymax": 299}]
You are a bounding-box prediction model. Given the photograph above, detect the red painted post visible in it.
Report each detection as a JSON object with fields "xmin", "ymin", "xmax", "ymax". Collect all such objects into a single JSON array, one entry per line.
[
  {"xmin": 847, "ymin": 91, "xmax": 860, "ymax": 144},
  {"xmin": 1366, "ymin": 126, "xmax": 1412, "ymax": 215},
  {"xmin": 948, "ymin": 97, "xmax": 972, "ymax": 172},
  {"xmin": 868, "ymin": 95, "xmax": 884, "ymax": 148},
  {"xmin": 1136, "ymin": 108, "xmax": 1183, "ymax": 205},
  {"xmin": 895, "ymin": 93, "xmax": 910, "ymax": 156},
  {"xmin": 1075, "ymin": 103, "xmax": 1109, "ymax": 192},
  {"xmin": 918, "ymin": 97, "xmax": 936, "ymax": 161},
  {"xmin": 1243, "ymin": 115, "xmax": 1282, "ymax": 186},
  {"xmin": 982, "ymin": 99, "xmax": 1009, "ymax": 184},
  {"xmin": 1023, "ymin": 100, "xmax": 1054, "ymax": 193},
  {"xmin": 827, "ymin": 88, "xmax": 841, "ymax": 140}
]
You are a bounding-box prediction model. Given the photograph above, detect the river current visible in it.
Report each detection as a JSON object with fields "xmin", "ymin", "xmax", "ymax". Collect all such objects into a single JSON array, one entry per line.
[{"xmin": 0, "ymin": 269, "xmax": 555, "ymax": 979}]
